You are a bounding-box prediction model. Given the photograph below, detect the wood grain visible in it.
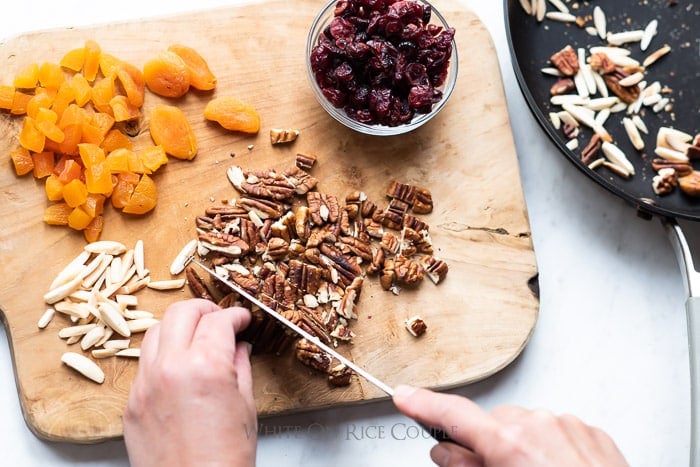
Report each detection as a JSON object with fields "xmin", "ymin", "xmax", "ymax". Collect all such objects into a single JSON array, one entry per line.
[{"xmin": 0, "ymin": 0, "xmax": 539, "ymax": 443}]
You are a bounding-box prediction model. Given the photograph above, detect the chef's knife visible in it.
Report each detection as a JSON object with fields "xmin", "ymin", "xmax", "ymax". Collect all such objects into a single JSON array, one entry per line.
[{"xmin": 191, "ymin": 259, "xmax": 454, "ymax": 444}]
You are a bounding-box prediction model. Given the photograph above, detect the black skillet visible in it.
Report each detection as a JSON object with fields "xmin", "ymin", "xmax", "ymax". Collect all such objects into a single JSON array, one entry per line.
[{"xmin": 504, "ymin": 1, "xmax": 700, "ymax": 464}]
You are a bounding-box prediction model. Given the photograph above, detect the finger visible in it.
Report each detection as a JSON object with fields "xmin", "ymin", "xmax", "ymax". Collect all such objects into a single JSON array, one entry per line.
[
  {"xmin": 392, "ymin": 385, "xmax": 499, "ymax": 452},
  {"xmin": 156, "ymin": 299, "xmax": 221, "ymax": 351},
  {"xmin": 190, "ymin": 306, "xmax": 252, "ymax": 353},
  {"xmin": 233, "ymin": 341, "xmax": 255, "ymax": 410},
  {"xmin": 137, "ymin": 322, "xmax": 161, "ymax": 369},
  {"xmin": 431, "ymin": 442, "xmax": 484, "ymax": 467}
]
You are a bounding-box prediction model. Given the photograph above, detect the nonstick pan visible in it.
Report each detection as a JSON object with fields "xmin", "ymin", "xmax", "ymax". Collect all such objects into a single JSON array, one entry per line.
[{"xmin": 504, "ymin": 0, "xmax": 700, "ymax": 464}]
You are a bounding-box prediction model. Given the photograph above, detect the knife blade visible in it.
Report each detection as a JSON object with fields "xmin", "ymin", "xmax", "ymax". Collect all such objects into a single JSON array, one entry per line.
[
  {"xmin": 191, "ymin": 260, "xmax": 394, "ymax": 396},
  {"xmin": 191, "ymin": 259, "xmax": 454, "ymax": 444}
]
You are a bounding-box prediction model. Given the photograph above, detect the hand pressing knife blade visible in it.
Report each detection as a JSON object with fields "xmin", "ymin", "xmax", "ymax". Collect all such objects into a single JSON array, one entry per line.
[{"xmin": 191, "ymin": 259, "xmax": 454, "ymax": 444}]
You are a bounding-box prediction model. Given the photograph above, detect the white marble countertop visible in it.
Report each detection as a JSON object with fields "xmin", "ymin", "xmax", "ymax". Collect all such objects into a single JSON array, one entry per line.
[{"xmin": 0, "ymin": 1, "xmax": 694, "ymax": 466}]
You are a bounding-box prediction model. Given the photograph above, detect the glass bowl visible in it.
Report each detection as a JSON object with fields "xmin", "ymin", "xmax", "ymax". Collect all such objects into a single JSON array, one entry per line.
[{"xmin": 306, "ymin": 0, "xmax": 458, "ymax": 136}]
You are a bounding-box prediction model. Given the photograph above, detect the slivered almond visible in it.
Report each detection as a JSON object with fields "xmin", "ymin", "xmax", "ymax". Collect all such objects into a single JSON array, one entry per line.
[
  {"xmin": 103, "ymin": 339, "xmax": 131, "ymax": 350},
  {"xmin": 84, "ymin": 241, "xmax": 127, "ymax": 256},
  {"xmin": 590, "ymin": 46, "xmax": 631, "ymax": 57},
  {"xmin": 632, "ymin": 116, "xmax": 649, "ymax": 134},
  {"xmin": 549, "ymin": 112, "xmax": 561, "ymax": 130},
  {"xmin": 91, "ymin": 348, "xmax": 119, "ymax": 359},
  {"xmin": 37, "ymin": 308, "xmax": 55, "ymax": 329},
  {"xmin": 562, "ymin": 104, "xmax": 596, "ymax": 128},
  {"xmin": 595, "ymin": 109, "xmax": 611, "ymax": 127},
  {"xmin": 641, "ymin": 19, "xmax": 658, "ymax": 51},
  {"xmin": 109, "ymin": 258, "xmax": 123, "ymax": 284},
  {"xmin": 65, "ymin": 335, "xmax": 81, "ymax": 345},
  {"xmin": 61, "ymin": 352, "xmax": 104, "ymax": 384},
  {"xmin": 95, "ymin": 327, "xmax": 114, "ymax": 348},
  {"xmin": 134, "ymin": 240, "xmax": 147, "ymax": 278},
  {"xmin": 170, "ymin": 239, "xmax": 197, "ymax": 275},
  {"xmin": 591, "ymin": 71, "xmax": 608, "ymax": 98},
  {"xmin": 123, "ymin": 309, "xmax": 155, "ymax": 320},
  {"xmin": 585, "ymin": 97, "xmax": 619, "ymax": 111},
  {"xmin": 120, "ymin": 249, "xmax": 135, "ymax": 279},
  {"xmin": 606, "ymin": 30, "xmax": 644, "ymax": 46},
  {"xmin": 44, "ymin": 275, "xmax": 83, "ymax": 305},
  {"xmin": 653, "ymin": 97, "xmax": 669, "ymax": 113},
  {"xmin": 536, "ymin": 0, "xmax": 546, "ymax": 22},
  {"xmin": 602, "ymin": 142, "xmax": 635, "ymax": 175},
  {"xmin": 518, "ymin": 0, "xmax": 532, "ymax": 14},
  {"xmin": 618, "ymin": 72, "xmax": 644, "ymax": 87},
  {"xmin": 541, "ymin": 67, "xmax": 563, "ymax": 77},
  {"xmin": 623, "ymin": 117, "xmax": 645, "ymax": 151},
  {"xmin": 147, "ymin": 279, "xmax": 186, "ymax": 290},
  {"xmin": 602, "ymin": 161, "xmax": 631, "ymax": 178},
  {"xmin": 566, "ymin": 139, "xmax": 579, "ymax": 150},
  {"xmin": 58, "ymin": 323, "xmax": 98, "ymax": 339},
  {"xmin": 655, "ymin": 146, "xmax": 689, "ymax": 163},
  {"xmin": 98, "ymin": 301, "xmax": 131, "ymax": 337},
  {"xmin": 115, "ymin": 348, "xmax": 141, "ymax": 358},
  {"xmin": 593, "ymin": 6, "xmax": 606, "ymax": 39},
  {"xmin": 81, "ymin": 253, "xmax": 113, "ymax": 289},
  {"xmin": 117, "ymin": 276, "xmax": 150, "ymax": 295},
  {"xmin": 547, "ymin": 0, "xmax": 568, "ymax": 13},
  {"xmin": 643, "ymin": 45, "xmax": 671, "ymax": 67},
  {"xmin": 49, "ymin": 251, "xmax": 90, "ymax": 290},
  {"xmin": 80, "ymin": 324, "xmax": 106, "ymax": 351},
  {"xmin": 116, "ymin": 294, "xmax": 138, "ymax": 308},
  {"xmin": 53, "ymin": 300, "xmax": 90, "ymax": 320},
  {"xmin": 546, "ymin": 11, "xmax": 576, "ymax": 22}
]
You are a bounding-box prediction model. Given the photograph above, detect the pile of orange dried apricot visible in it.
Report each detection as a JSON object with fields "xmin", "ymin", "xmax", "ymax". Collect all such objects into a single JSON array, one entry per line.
[{"xmin": 2, "ymin": 40, "xmax": 217, "ymax": 242}]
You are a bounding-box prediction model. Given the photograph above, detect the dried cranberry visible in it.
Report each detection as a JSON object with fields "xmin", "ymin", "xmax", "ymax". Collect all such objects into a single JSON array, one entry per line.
[{"xmin": 310, "ymin": 0, "xmax": 455, "ymax": 127}]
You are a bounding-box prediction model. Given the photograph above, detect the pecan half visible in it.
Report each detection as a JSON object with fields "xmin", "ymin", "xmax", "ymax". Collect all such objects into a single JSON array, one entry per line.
[
  {"xmin": 185, "ymin": 265, "xmax": 215, "ymax": 301},
  {"xmin": 581, "ymin": 134, "xmax": 602, "ymax": 165},
  {"xmin": 412, "ymin": 187, "xmax": 433, "ymax": 214},
  {"xmin": 295, "ymin": 339, "xmax": 332, "ymax": 373},
  {"xmin": 603, "ymin": 68, "xmax": 641, "ymax": 104},
  {"xmin": 651, "ymin": 158, "xmax": 693, "ymax": 177},
  {"xmin": 405, "ymin": 315, "xmax": 427, "ymax": 337},
  {"xmin": 550, "ymin": 78, "xmax": 576, "ymax": 96},
  {"xmin": 295, "ymin": 152, "xmax": 317, "ymax": 170},
  {"xmin": 386, "ymin": 180, "xmax": 417, "ymax": 205},
  {"xmin": 550, "ymin": 45, "xmax": 579, "ymax": 76},
  {"xmin": 327, "ymin": 363, "xmax": 353, "ymax": 387}
]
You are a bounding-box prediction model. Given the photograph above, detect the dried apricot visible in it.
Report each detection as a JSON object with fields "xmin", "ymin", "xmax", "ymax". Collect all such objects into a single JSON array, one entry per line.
[
  {"xmin": 13, "ymin": 63, "xmax": 39, "ymax": 89},
  {"xmin": 122, "ymin": 173, "xmax": 157, "ymax": 215},
  {"xmin": 26, "ymin": 90, "xmax": 54, "ymax": 118},
  {"xmin": 168, "ymin": 44, "xmax": 216, "ymax": 91},
  {"xmin": 19, "ymin": 117, "xmax": 46, "ymax": 153},
  {"xmin": 67, "ymin": 206, "xmax": 93, "ymax": 230},
  {"xmin": 32, "ymin": 151, "xmax": 55, "ymax": 178},
  {"xmin": 78, "ymin": 143, "xmax": 105, "ymax": 167},
  {"xmin": 85, "ymin": 161, "xmax": 113, "ymax": 194},
  {"xmin": 62, "ymin": 179, "xmax": 89, "ymax": 207},
  {"xmin": 138, "ymin": 145, "xmax": 168, "ymax": 174},
  {"xmin": 11, "ymin": 91, "xmax": 33, "ymax": 115},
  {"xmin": 83, "ymin": 40, "xmax": 102, "ymax": 82},
  {"xmin": 204, "ymin": 96, "xmax": 260, "ymax": 134},
  {"xmin": 101, "ymin": 129, "xmax": 132, "ymax": 153},
  {"xmin": 0, "ymin": 85, "xmax": 14, "ymax": 110},
  {"xmin": 143, "ymin": 51, "xmax": 190, "ymax": 98},
  {"xmin": 70, "ymin": 74, "xmax": 92, "ymax": 107},
  {"xmin": 109, "ymin": 95, "xmax": 140, "ymax": 122},
  {"xmin": 38, "ymin": 62, "xmax": 65, "ymax": 89},
  {"xmin": 82, "ymin": 193, "xmax": 105, "ymax": 217},
  {"xmin": 45, "ymin": 174, "xmax": 64, "ymax": 201},
  {"xmin": 116, "ymin": 62, "xmax": 145, "ymax": 107},
  {"xmin": 60, "ymin": 48, "xmax": 85, "ymax": 73},
  {"xmin": 148, "ymin": 104, "xmax": 197, "ymax": 160},
  {"xmin": 44, "ymin": 202, "xmax": 73, "ymax": 225},
  {"xmin": 83, "ymin": 215, "xmax": 104, "ymax": 242},
  {"xmin": 105, "ymin": 148, "xmax": 130, "ymax": 173},
  {"xmin": 10, "ymin": 147, "xmax": 34, "ymax": 176}
]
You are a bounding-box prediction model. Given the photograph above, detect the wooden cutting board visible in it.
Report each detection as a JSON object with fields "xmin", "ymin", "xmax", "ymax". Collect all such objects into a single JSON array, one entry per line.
[{"xmin": 0, "ymin": 0, "xmax": 539, "ymax": 443}]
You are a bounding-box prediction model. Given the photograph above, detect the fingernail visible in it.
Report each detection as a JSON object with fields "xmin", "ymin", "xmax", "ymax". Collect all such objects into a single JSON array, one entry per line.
[
  {"xmin": 244, "ymin": 342, "xmax": 253, "ymax": 356},
  {"xmin": 392, "ymin": 385, "xmax": 417, "ymax": 402},
  {"xmin": 430, "ymin": 443, "xmax": 451, "ymax": 466}
]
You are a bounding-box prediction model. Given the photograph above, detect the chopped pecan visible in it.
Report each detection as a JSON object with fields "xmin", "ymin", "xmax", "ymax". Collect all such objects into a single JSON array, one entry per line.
[
  {"xmin": 198, "ymin": 232, "xmax": 250, "ymax": 258},
  {"xmin": 204, "ymin": 204, "xmax": 250, "ymax": 220},
  {"xmin": 421, "ymin": 256, "xmax": 449, "ymax": 285},
  {"xmin": 294, "ymin": 205, "xmax": 311, "ymax": 242},
  {"xmin": 345, "ymin": 191, "xmax": 366, "ymax": 219},
  {"xmin": 339, "ymin": 236, "xmax": 373, "ymax": 262},
  {"xmin": 185, "ymin": 265, "xmax": 215, "ymax": 301},
  {"xmin": 603, "ymin": 68, "xmax": 641, "ymax": 104},
  {"xmin": 688, "ymin": 135, "xmax": 700, "ymax": 160},
  {"xmin": 307, "ymin": 192, "xmax": 340, "ymax": 225},
  {"xmin": 270, "ymin": 128, "xmax": 300, "ymax": 145},
  {"xmin": 284, "ymin": 166, "xmax": 318, "ymax": 195},
  {"xmin": 366, "ymin": 247, "xmax": 385, "ymax": 275},
  {"xmin": 295, "ymin": 152, "xmax": 317, "ymax": 170},
  {"xmin": 386, "ymin": 180, "xmax": 417, "ymax": 205},
  {"xmin": 287, "ymin": 259, "xmax": 323, "ymax": 295},
  {"xmin": 263, "ymin": 237, "xmax": 289, "ymax": 261},
  {"xmin": 679, "ymin": 171, "xmax": 700, "ymax": 196},
  {"xmin": 562, "ymin": 123, "xmax": 579, "ymax": 139},
  {"xmin": 327, "ymin": 363, "xmax": 353, "ymax": 387},
  {"xmin": 330, "ymin": 323, "xmax": 355, "ymax": 342},
  {"xmin": 295, "ymin": 339, "xmax": 332, "ymax": 373},
  {"xmin": 380, "ymin": 231, "xmax": 400, "ymax": 255},
  {"xmin": 227, "ymin": 166, "xmax": 296, "ymax": 201},
  {"xmin": 412, "ymin": 187, "xmax": 433, "ymax": 214},
  {"xmin": 337, "ymin": 286, "xmax": 358, "ymax": 320},
  {"xmin": 394, "ymin": 256, "xmax": 425, "ymax": 286},
  {"xmin": 651, "ymin": 158, "xmax": 693, "ymax": 177},
  {"xmin": 319, "ymin": 243, "xmax": 362, "ymax": 284},
  {"xmin": 239, "ymin": 196, "xmax": 286, "ymax": 220},
  {"xmin": 550, "ymin": 45, "xmax": 579, "ymax": 77},
  {"xmin": 652, "ymin": 168, "xmax": 678, "ymax": 195},
  {"xmin": 405, "ymin": 315, "xmax": 427, "ymax": 337},
  {"xmin": 217, "ymin": 292, "xmax": 243, "ymax": 309},
  {"xmin": 550, "ymin": 78, "xmax": 576, "ymax": 96},
  {"xmin": 364, "ymin": 218, "xmax": 384, "ymax": 238},
  {"xmin": 588, "ymin": 52, "xmax": 617, "ymax": 74},
  {"xmin": 581, "ymin": 134, "xmax": 602, "ymax": 165},
  {"xmin": 380, "ymin": 258, "xmax": 395, "ymax": 291}
]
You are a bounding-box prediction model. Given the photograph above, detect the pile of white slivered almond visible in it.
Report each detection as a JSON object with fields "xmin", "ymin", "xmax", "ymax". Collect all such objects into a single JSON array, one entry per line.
[{"xmin": 41, "ymin": 240, "xmax": 186, "ymax": 384}]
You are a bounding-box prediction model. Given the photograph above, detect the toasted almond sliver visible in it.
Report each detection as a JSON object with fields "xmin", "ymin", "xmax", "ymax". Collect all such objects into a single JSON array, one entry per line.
[
  {"xmin": 562, "ymin": 104, "xmax": 596, "ymax": 128},
  {"xmin": 602, "ymin": 142, "xmax": 635, "ymax": 175},
  {"xmin": 545, "ymin": 11, "xmax": 576, "ymax": 22},
  {"xmin": 91, "ymin": 348, "xmax": 119, "ymax": 359},
  {"xmin": 37, "ymin": 308, "xmax": 55, "ymax": 329},
  {"xmin": 618, "ymin": 72, "xmax": 644, "ymax": 87},
  {"xmin": 593, "ymin": 6, "xmax": 606, "ymax": 39},
  {"xmin": 623, "ymin": 117, "xmax": 645, "ymax": 151},
  {"xmin": 607, "ymin": 30, "xmax": 644, "ymax": 46},
  {"xmin": 116, "ymin": 348, "xmax": 141, "ymax": 358},
  {"xmin": 643, "ymin": 44, "xmax": 671, "ymax": 68},
  {"xmin": 127, "ymin": 318, "xmax": 159, "ymax": 333},
  {"xmin": 588, "ymin": 157, "xmax": 606, "ymax": 170},
  {"xmin": 641, "ymin": 19, "xmax": 658, "ymax": 51},
  {"xmin": 169, "ymin": 239, "xmax": 198, "ymax": 275},
  {"xmin": 84, "ymin": 241, "xmax": 127, "ymax": 256},
  {"xmin": 590, "ymin": 46, "xmax": 631, "ymax": 57},
  {"xmin": 147, "ymin": 279, "xmax": 187, "ymax": 290},
  {"xmin": 602, "ymin": 161, "xmax": 631, "ymax": 179},
  {"xmin": 61, "ymin": 352, "xmax": 104, "ymax": 384},
  {"xmin": 585, "ymin": 97, "xmax": 619, "ymax": 111},
  {"xmin": 103, "ymin": 339, "xmax": 131, "ymax": 350}
]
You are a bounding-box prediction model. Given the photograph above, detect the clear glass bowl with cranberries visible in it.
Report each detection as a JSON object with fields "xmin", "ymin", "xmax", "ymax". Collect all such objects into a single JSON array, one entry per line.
[{"xmin": 307, "ymin": 0, "xmax": 458, "ymax": 136}]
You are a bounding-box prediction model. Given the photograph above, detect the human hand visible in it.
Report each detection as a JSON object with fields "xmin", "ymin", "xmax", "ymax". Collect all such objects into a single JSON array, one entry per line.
[
  {"xmin": 393, "ymin": 385, "xmax": 628, "ymax": 467},
  {"xmin": 123, "ymin": 298, "xmax": 257, "ymax": 467}
]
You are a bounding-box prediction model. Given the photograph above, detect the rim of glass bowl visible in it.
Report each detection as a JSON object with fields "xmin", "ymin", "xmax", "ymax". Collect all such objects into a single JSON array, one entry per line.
[{"xmin": 306, "ymin": 0, "xmax": 459, "ymax": 136}]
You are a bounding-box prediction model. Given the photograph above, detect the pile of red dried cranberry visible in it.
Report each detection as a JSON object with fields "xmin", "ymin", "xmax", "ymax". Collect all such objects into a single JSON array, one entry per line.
[{"xmin": 310, "ymin": 0, "xmax": 456, "ymax": 127}]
